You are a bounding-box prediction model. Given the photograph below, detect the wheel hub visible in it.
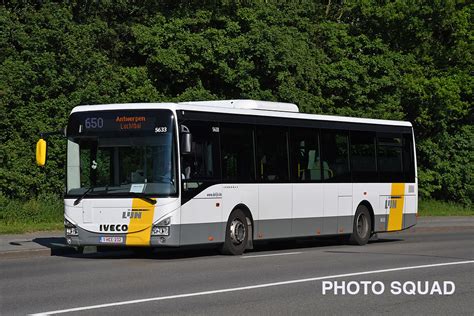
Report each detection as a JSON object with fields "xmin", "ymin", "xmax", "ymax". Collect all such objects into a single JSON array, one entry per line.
[{"xmin": 230, "ymin": 219, "xmax": 246, "ymax": 245}]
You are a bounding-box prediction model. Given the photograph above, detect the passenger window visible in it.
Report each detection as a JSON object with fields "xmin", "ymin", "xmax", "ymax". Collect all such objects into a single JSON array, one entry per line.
[
  {"xmin": 320, "ymin": 130, "xmax": 351, "ymax": 182},
  {"xmin": 378, "ymin": 134, "xmax": 403, "ymax": 182},
  {"xmin": 256, "ymin": 126, "xmax": 289, "ymax": 182},
  {"xmin": 351, "ymin": 131, "xmax": 377, "ymax": 182},
  {"xmin": 403, "ymin": 134, "xmax": 416, "ymax": 182},
  {"xmin": 220, "ymin": 124, "xmax": 255, "ymax": 182},
  {"xmin": 290, "ymin": 128, "xmax": 321, "ymax": 181}
]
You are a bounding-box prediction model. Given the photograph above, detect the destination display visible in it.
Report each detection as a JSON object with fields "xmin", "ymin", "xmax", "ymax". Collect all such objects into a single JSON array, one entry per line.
[{"xmin": 67, "ymin": 110, "xmax": 174, "ymax": 136}]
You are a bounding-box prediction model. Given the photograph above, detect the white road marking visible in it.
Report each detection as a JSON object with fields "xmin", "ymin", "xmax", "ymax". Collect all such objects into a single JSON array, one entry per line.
[
  {"xmin": 242, "ymin": 251, "xmax": 302, "ymax": 258},
  {"xmin": 31, "ymin": 260, "xmax": 474, "ymax": 315}
]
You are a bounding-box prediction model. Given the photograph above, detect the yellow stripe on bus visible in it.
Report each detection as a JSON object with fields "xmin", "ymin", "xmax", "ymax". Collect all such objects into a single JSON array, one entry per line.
[
  {"xmin": 387, "ymin": 183, "xmax": 405, "ymax": 231},
  {"xmin": 126, "ymin": 198, "xmax": 156, "ymax": 246}
]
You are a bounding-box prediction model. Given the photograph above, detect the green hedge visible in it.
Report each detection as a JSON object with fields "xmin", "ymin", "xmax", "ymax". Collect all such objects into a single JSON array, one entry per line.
[
  {"xmin": 0, "ymin": 1, "xmax": 472, "ymax": 207},
  {"xmin": 0, "ymin": 193, "xmax": 63, "ymax": 234}
]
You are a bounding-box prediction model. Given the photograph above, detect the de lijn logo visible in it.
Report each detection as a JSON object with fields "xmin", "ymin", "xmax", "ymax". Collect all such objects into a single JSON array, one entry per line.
[
  {"xmin": 322, "ymin": 280, "xmax": 455, "ymax": 295},
  {"xmin": 122, "ymin": 209, "xmax": 148, "ymax": 219}
]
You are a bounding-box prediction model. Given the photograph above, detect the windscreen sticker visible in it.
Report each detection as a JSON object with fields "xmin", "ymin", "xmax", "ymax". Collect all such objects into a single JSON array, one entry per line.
[{"xmin": 130, "ymin": 183, "xmax": 145, "ymax": 193}]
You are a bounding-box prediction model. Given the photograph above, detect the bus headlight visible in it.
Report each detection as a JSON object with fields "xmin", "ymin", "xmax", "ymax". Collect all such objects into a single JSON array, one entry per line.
[
  {"xmin": 66, "ymin": 227, "xmax": 78, "ymax": 236},
  {"xmin": 157, "ymin": 217, "xmax": 171, "ymax": 226},
  {"xmin": 64, "ymin": 219, "xmax": 78, "ymax": 236},
  {"xmin": 151, "ymin": 226, "xmax": 169, "ymax": 236},
  {"xmin": 64, "ymin": 219, "xmax": 75, "ymax": 228}
]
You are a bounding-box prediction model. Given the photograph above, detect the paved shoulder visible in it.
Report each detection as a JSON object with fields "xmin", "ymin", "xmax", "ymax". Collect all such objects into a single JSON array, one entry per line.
[{"xmin": 0, "ymin": 231, "xmax": 65, "ymax": 258}]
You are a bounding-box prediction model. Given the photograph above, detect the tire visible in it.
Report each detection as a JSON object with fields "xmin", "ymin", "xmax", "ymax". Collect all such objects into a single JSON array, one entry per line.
[
  {"xmin": 349, "ymin": 205, "xmax": 372, "ymax": 245},
  {"xmin": 220, "ymin": 209, "xmax": 249, "ymax": 255}
]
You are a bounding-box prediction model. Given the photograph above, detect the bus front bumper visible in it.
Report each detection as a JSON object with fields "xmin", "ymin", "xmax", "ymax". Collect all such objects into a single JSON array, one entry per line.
[{"xmin": 65, "ymin": 225, "xmax": 180, "ymax": 248}]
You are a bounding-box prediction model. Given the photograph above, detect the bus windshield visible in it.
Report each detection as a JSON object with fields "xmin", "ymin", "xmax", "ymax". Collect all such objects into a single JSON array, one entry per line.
[{"xmin": 66, "ymin": 110, "xmax": 177, "ymax": 197}]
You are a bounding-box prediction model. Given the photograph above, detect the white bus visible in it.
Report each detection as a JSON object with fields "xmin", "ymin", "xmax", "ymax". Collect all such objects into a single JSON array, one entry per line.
[{"xmin": 37, "ymin": 100, "xmax": 417, "ymax": 255}]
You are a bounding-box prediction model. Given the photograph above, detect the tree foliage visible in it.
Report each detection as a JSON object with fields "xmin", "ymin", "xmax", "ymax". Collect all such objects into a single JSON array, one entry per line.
[{"xmin": 1, "ymin": 0, "xmax": 472, "ymax": 206}]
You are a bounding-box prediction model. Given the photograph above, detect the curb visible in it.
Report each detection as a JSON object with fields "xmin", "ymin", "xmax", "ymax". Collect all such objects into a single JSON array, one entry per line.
[
  {"xmin": 0, "ymin": 245, "xmax": 78, "ymax": 260},
  {"xmin": 0, "ymin": 248, "xmax": 53, "ymax": 259}
]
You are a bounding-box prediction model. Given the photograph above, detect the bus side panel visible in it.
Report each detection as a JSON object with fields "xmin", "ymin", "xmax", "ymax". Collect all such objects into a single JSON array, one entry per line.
[
  {"xmin": 404, "ymin": 131, "xmax": 418, "ymax": 229},
  {"xmin": 180, "ymin": 186, "xmax": 224, "ymax": 245},
  {"xmin": 353, "ymin": 183, "xmax": 390, "ymax": 233},
  {"xmin": 353, "ymin": 182, "xmax": 417, "ymax": 233},
  {"xmin": 403, "ymin": 183, "xmax": 417, "ymax": 229},
  {"xmin": 337, "ymin": 184, "xmax": 353, "ymax": 235},
  {"xmin": 292, "ymin": 183, "xmax": 324, "ymax": 237},
  {"xmin": 322, "ymin": 184, "xmax": 338, "ymax": 235},
  {"xmin": 256, "ymin": 184, "xmax": 293, "ymax": 239},
  {"xmin": 180, "ymin": 184, "xmax": 259, "ymax": 246},
  {"xmin": 221, "ymin": 183, "xmax": 258, "ymax": 235}
]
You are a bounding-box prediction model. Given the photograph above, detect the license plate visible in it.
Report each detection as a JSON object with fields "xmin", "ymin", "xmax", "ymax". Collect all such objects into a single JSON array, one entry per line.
[{"xmin": 99, "ymin": 236, "xmax": 124, "ymax": 244}]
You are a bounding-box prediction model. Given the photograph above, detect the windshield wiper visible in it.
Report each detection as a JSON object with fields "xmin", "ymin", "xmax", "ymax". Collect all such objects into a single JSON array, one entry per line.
[
  {"xmin": 73, "ymin": 188, "xmax": 157, "ymax": 206},
  {"xmin": 74, "ymin": 187, "xmax": 93, "ymax": 206},
  {"xmin": 131, "ymin": 193, "xmax": 157, "ymax": 205}
]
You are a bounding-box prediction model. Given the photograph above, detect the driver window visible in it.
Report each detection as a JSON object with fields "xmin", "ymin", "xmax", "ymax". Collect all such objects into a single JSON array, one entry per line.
[{"xmin": 181, "ymin": 121, "xmax": 220, "ymax": 191}]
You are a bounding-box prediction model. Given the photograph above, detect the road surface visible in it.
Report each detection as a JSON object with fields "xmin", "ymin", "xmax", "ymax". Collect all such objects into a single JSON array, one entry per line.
[{"xmin": 1, "ymin": 217, "xmax": 473, "ymax": 315}]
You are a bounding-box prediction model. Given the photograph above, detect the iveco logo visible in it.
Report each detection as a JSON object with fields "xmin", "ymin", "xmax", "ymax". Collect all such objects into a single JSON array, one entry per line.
[{"xmin": 99, "ymin": 224, "xmax": 128, "ymax": 232}]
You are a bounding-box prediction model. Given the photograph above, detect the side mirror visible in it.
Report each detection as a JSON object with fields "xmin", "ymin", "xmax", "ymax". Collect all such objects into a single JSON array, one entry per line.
[
  {"xmin": 36, "ymin": 138, "xmax": 47, "ymax": 166},
  {"xmin": 180, "ymin": 125, "xmax": 192, "ymax": 154},
  {"xmin": 181, "ymin": 133, "xmax": 192, "ymax": 154}
]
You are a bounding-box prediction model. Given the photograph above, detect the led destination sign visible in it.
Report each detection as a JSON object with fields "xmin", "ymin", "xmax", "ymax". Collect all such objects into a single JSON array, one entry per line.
[
  {"xmin": 67, "ymin": 110, "xmax": 174, "ymax": 136},
  {"xmin": 82, "ymin": 114, "xmax": 152, "ymax": 131},
  {"xmin": 115, "ymin": 115, "xmax": 147, "ymax": 130}
]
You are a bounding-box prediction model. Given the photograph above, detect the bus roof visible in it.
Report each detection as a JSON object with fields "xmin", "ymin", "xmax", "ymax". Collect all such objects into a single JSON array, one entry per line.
[{"xmin": 70, "ymin": 100, "xmax": 412, "ymax": 127}]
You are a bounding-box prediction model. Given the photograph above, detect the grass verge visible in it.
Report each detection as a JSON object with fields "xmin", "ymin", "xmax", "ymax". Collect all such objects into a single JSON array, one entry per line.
[
  {"xmin": 418, "ymin": 199, "xmax": 473, "ymax": 216},
  {"xmin": 0, "ymin": 195, "xmax": 472, "ymax": 234},
  {"xmin": 0, "ymin": 194, "xmax": 63, "ymax": 234}
]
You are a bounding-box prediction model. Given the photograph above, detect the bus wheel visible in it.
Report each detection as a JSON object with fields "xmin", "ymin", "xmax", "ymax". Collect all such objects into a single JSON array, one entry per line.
[
  {"xmin": 220, "ymin": 209, "xmax": 248, "ymax": 255},
  {"xmin": 349, "ymin": 205, "xmax": 372, "ymax": 245}
]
